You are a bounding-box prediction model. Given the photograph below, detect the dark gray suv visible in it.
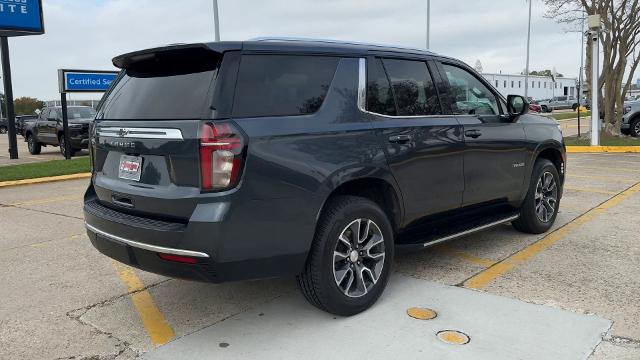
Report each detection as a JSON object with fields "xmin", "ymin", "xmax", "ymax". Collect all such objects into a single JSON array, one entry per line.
[{"xmin": 84, "ymin": 39, "xmax": 565, "ymax": 315}]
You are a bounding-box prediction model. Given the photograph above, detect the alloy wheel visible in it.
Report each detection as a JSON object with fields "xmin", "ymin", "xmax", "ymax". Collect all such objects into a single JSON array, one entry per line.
[
  {"xmin": 333, "ymin": 218, "xmax": 385, "ymax": 298},
  {"xmin": 634, "ymin": 121, "xmax": 640, "ymax": 136},
  {"xmin": 534, "ymin": 171, "xmax": 558, "ymax": 223},
  {"xmin": 28, "ymin": 136, "xmax": 34, "ymax": 152}
]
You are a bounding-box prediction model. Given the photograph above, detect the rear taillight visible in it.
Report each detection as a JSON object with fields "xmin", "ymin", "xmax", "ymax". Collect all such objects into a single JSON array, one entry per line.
[{"xmin": 199, "ymin": 122, "xmax": 245, "ymax": 191}]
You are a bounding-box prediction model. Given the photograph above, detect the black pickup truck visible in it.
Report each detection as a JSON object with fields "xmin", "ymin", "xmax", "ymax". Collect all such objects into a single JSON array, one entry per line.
[{"xmin": 23, "ymin": 106, "xmax": 96, "ymax": 157}]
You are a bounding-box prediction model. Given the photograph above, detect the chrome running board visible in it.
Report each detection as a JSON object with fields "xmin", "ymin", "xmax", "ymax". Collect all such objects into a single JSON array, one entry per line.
[{"xmin": 423, "ymin": 214, "xmax": 520, "ymax": 248}]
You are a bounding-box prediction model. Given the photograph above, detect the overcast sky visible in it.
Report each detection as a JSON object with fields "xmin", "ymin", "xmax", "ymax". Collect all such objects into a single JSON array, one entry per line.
[{"xmin": 5, "ymin": 0, "xmax": 629, "ymax": 100}]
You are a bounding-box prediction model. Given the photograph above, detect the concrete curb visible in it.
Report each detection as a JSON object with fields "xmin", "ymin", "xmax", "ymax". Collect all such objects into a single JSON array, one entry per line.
[
  {"xmin": 0, "ymin": 172, "xmax": 91, "ymax": 188},
  {"xmin": 566, "ymin": 146, "xmax": 640, "ymax": 153}
]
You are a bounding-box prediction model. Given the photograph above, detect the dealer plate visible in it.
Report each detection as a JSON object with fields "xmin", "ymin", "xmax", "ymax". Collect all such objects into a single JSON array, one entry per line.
[{"xmin": 118, "ymin": 155, "xmax": 142, "ymax": 181}]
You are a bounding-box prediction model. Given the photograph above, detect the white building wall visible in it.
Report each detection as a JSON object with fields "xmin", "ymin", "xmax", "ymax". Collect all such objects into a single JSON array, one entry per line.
[{"xmin": 481, "ymin": 73, "xmax": 577, "ymax": 100}]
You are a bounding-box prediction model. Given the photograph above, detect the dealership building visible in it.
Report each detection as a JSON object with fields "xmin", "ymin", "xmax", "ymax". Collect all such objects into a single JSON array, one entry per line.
[{"xmin": 482, "ymin": 73, "xmax": 578, "ymax": 100}]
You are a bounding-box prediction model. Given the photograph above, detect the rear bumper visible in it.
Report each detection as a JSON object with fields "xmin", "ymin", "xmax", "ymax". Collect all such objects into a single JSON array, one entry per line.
[
  {"xmin": 69, "ymin": 136, "xmax": 89, "ymax": 149},
  {"xmin": 83, "ymin": 188, "xmax": 313, "ymax": 283}
]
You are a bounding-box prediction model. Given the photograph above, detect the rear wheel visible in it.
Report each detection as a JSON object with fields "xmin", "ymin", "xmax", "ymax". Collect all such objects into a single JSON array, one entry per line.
[
  {"xmin": 297, "ymin": 196, "xmax": 393, "ymax": 316},
  {"xmin": 513, "ymin": 159, "xmax": 560, "ymax": 234},
  {"xmin": 630, "ymin": 118, "xmax": 640, "ymax": 137},
  {"xmin": 572, "ymin": 104, "xmax": 578, "ymax": 111},
  {"xmin": 0, "ymin": 126, "xmax": 6, "ymax": 134},
  {"xmin": 27, "ymin": 134, "xmax": 41, "ymax": 155}
]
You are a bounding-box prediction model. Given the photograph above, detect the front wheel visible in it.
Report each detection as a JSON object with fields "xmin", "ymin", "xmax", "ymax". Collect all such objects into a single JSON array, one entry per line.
[
  {"xmin": 0, "ymin": 126, "xmax": 6, "ymax": 134},
  {"xmin": 513, "ymin": 159, "xmax": 561, "ymax": 234},
  {"xmin": 59, "ymin": 134, "xmax": 76, "ymax": 157},
  {"xmin": 297, "ymin": 196, "xmax": 394, "ymax": 316},
  {"xmin": 630, "ymin": 118, "xmax": 640, "ymax": 137}
]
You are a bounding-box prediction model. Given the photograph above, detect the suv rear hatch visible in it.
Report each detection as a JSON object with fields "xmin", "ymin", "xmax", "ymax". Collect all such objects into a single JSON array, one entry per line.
[{"xmin": 91, "ymin": 44, "xmax": 242, "ymax": 220}]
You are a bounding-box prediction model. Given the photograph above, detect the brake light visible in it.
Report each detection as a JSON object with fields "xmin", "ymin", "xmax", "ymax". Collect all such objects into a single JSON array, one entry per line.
[{"xmin": 200, "ymin": 122, "xmax": 245, "ymax": 191}]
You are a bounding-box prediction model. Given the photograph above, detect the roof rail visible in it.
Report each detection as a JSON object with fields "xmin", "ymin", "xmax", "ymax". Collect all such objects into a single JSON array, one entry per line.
[{"xmin": 249, "ymin": 37, "xmax": 435, "ymax": 55}]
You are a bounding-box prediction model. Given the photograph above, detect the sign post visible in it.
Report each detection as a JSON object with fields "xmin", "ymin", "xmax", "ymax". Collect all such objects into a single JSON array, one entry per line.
[
  {"xmin": 0, "ymin": 0, "xmax": 45, "ymax": 159},
  {"xmin": 57, "ymin": 69, "xmax": 119, "ymax": 159}
]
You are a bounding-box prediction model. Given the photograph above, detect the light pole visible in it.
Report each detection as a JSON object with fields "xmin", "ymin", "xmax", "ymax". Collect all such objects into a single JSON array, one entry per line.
[
  {"xmin": 588, "ymin": 14, "xmax": 601, "ymax": 146},
  {"xmin": 426, "ymin": 0, "xmax": 430, "ymax": 50},
  {"xmin": 524, "ymin": 0, "xmax": 532, "ymax": 99},
  {"xmin": 213, "ymin": 0, "xmax": 220, "ymax": 41}
]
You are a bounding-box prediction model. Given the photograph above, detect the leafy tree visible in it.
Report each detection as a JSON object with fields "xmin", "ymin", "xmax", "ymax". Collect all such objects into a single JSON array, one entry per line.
[{"xmin": 14, "ymin": 97, "xmax": 44, "ymax": 116}]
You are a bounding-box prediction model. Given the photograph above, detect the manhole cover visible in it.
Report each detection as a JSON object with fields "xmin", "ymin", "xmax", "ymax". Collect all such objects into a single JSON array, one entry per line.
[
  {"xmin": 436, "ymin": 330, "xmax": 470, "ymax": 345},
  {"xmin": 406, "ymin": 307, "xmax": 437, "ymax": 320}
]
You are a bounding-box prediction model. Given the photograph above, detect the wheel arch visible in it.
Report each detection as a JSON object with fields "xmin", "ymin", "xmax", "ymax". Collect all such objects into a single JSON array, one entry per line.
[
  {"xmin": 524, "ymin": 142, "xmax": 565, "ymax": 201},
  {"xmin": 315, "ymin": 169, "xmax": 404, "ymax": 238}
]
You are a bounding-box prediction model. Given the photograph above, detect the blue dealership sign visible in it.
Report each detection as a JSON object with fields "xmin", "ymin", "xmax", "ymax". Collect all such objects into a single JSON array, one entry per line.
[
  {"xmin": 58, "ymin": 69, "xmax": 120, "ymax": 93},
  {"xmin": 0, "ymin": 0, "xmax": 44, "ymax": 36}
]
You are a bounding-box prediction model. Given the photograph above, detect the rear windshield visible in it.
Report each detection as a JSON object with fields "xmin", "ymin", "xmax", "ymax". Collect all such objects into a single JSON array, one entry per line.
[
  {"xmin": 233, "ymin": 55, "xmax": 339, "ymax": 118},
  {"xmin": 98, "ymin": 49, "xmax": 218, "ymax": 120}
]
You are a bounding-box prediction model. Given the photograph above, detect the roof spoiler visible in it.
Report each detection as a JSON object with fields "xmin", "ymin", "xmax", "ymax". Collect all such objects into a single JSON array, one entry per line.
[{"xmin": 112, "ymin": 42, "xmax": 242, "ymax": 70}]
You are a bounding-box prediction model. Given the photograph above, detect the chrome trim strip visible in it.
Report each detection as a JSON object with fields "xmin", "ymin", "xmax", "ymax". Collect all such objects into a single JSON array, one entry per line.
[
  {"xmin": 356, "ymin": 57, "xmax": 458, "ymax": 119},
  {"xmin": 97, "ymin": 127, "xmax": 183, "ymax": 140},
  {"xmin": 85, "ymin": 222, "xmax": 210, "ymax": 258},
  {"xmin": 422, "ymin": 215, "xmax": 520, "ymax": 248},
  {"xmin": 357, "ymin": 58, "xmax": 367, "ymax": 110}
]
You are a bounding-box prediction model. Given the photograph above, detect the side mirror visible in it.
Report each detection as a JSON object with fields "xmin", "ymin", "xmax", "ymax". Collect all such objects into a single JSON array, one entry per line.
[{"xmin": 507, "ymin": 94, "xmax": 528, "ymax": 116}]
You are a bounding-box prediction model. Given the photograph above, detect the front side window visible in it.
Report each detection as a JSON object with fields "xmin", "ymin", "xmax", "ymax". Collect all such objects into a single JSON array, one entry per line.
[
  {"xmin": 366, "ymin": 58, "xmax": 396, "ymax": 116},
  {"xmin": 382, "ymin": 59, "xmax": 440, "ymax": 116},
  {"xmin": 233, "ymin": 55, "xmax": 339, "ymax": 118},
  {"xmin": 441, "ymin": 64, "xmax": 499, "ymax": 116}
]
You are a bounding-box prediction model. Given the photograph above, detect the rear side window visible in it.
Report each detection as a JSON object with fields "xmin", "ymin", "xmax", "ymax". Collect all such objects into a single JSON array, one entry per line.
[
  {"xmin": 382, "ymin": 59, "xmax": 441, "ymax": 116},
  {"xmin": 233, "ymin": 55, "xmax": 339, "ymax": 118},
  {"xmin": 366, "ymin": 58, "xmax": 396, "ymax": 116}
]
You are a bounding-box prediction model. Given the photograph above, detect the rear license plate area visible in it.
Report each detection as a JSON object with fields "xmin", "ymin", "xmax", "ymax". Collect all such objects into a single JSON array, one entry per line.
[{"xmin": 118, "ymin": 155, "xmax": 142, "ymax": 181}]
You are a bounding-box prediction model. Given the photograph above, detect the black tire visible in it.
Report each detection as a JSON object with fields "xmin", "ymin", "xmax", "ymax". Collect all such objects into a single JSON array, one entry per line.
[
  {"xmin": 297, "ymin": 195, "xmax": 394, "ymax": 316},
  {"xmin": 572, "ymin": 104, "xmax": 578, "ymax": 111},
  {"xmin": 27, "ymin": 134, "xmax": 41, "ymax": 155},
  {"xmin": 0, "ymin": 126, "xmax": 6, "ymax": 134},
  {"xmin": 513, "ymin": 159, "xmax": 561, "ymax": 234},
  {"xmin": 59, "ymin": 134, "xmax": 76, "ymax": 157},
  {"xmin": 630, "ymin": 118, "xmax": 640, "ymax": 137}
]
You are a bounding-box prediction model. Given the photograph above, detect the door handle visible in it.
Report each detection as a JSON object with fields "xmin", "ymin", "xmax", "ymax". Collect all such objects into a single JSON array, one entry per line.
[
  {"xmin": 388, "ymin": 134, "xmax": 412, "ymax": 143},
  {"xmin": 464, "ymin": 129, "xmax": 482, "ymax": 138}
]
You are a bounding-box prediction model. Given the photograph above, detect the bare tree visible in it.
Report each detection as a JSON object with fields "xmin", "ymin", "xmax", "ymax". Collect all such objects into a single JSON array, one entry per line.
[
  {"xmin": 545, "ymin": 0, "xmax": 640, "ymax": 135},
  {"xmin": 474, "ymin": 59, "xmax": 484, "ymax": 73}
]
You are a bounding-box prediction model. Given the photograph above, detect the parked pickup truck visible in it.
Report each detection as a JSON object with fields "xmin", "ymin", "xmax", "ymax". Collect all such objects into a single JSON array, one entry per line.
[
  {"xmin": 539, "ymin": 96, "xmax": 581, "ymax": 112},
  {"xmin": 16, "ymin": 114, "xmax": 38, "ymax": 136},
  {"xmin": 23, "ymin": 106, "xmax": 96, "ymax": 157}
]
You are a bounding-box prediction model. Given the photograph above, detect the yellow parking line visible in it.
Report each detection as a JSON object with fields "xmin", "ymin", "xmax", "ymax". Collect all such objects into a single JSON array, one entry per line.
[
  {"xmin": 112, "ymin": 261, "xmax": 175, "ymax": 345},
  {"xmin": 567, "ymin": 174, "xmax": 637, "ymax": 183},
  {"xmin": 562, "ymin": 186, "xmax": 618, "ymax": 195},
  {"xmin": 437, "ymin": 246, "xmax": 496, "ymax": 268},
  {"xmin": 571, "ymin": 165, "xmax": 640, "ymax": 173},
  {"xmin": 463, "ymin": 181, "xmax": 640, "ymax": 289}
]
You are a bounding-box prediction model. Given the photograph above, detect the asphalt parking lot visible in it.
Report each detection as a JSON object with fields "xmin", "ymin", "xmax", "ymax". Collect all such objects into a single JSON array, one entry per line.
[
  {"xmin": 0, "ymin": 133, "xmax": 88, "ymax": 167},
  {"xmin": 1, "ymin": 152, "xmax": 639, "ymax": 359}
]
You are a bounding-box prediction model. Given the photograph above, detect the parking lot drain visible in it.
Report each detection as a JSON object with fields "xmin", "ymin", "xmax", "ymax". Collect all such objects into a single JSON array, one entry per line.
[
  {"xmin": 219, "ymin": 342, "xmax": 229, "ymax": 348},
  {"xmin": 407, "ymin": 307, "xmax": 437, "ymax": 320},
  {"xmin": 436, "ymin": 330, "xmax": 470, "ymax": 345}
]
